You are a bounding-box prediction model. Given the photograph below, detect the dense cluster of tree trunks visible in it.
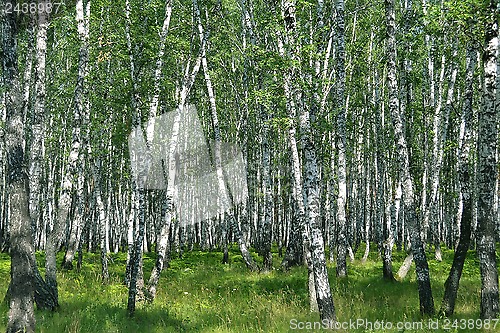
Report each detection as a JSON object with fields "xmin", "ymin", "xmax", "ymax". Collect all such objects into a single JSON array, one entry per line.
[{"xmin": 0, "ymin": 0, "xmax": 499, "ymax": 330}]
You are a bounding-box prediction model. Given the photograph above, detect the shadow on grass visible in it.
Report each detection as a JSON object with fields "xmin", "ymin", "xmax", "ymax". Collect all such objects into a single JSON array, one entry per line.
[{"xmin": 0, "ymin": 246, "xmax": 492, "ymax": 332}]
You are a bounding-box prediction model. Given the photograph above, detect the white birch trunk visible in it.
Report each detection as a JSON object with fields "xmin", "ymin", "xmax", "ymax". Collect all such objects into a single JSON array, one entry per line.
[
  {"xmin": 477, "ymin": 1, "xmax": 499, "ymax": 318},
  {"xmin": 385, "ymin": 0, "xmax": 434, "ymax": 315},
  {"xmin": 335, "ymin": 0, "xmax": 348, "ymax": 279}
]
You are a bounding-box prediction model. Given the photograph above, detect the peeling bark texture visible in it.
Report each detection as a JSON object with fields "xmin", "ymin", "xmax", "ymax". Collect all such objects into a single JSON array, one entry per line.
[
  {"xmin": 279, "ymin": 0, "xmax": 336, "ymax": 322},
  {"xmin": 26, "ymin": 4, "xmax": 58, "ymax": 311},
  {"xmin": 2, "ymin": 4, "xmax": 36, "ymax": 331},
  {"xmin": 29, "ymin": 2, "xmax": 48, "ymax": 248},
  {"xmin": 385, "ymin": 0, "xmax": 434, "ymax": 315},
  {"xmin": 277, "ymin": 16, "xmax": 305, "ymax": 272},
  {"xmin": 276, "ymin": 0, "xmax": 314, "ymax": 309},
  {"xmin": 477, "ymin": 0, "xmax": 499, "ymax": 319}
]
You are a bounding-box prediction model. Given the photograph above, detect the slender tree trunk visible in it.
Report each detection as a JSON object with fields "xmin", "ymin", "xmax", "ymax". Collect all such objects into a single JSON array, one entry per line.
[
  {"xmin": 385, "ymin": 0, "xmax": 434, "ymax": 315},
  {"xmin": 124, "ymin": 0, "xmax": 139, "ymax": 287},
  {"xmin": 196, "ymin": 3, "xmax": 259, "ymax": 271},
  {"xmin": 441, "ymin": 42, "xmax": 476, "ymax": 317},
  {"xmin": 141, "ymin": 0, "xmax": 174, "ymax": 302},
  {"xmin": 335, "ymin": 0, "xmax": 348, "ymax": 279},
  {"xmin": 126, "ymin": 185, "xmax": 145, "ymax": 316},
  {"xmin": 281, "ymin": 0, "xmax": 337, "ymax": 323},
  {"xmin": 426, "ymin": 40, "xmax": 458, "ymax": 261},
  {"xmin": 276, "ymin": 26, "xmax": 314, "ymax": 307},
  {"xmin": 125, "ymin": 0, "xmax": 146, "ymax": 316},
  {"xmin": 259, "ymin": 103, "xmax": 273, "ymax": 272},
  {"xmin": 45, "ymin": 0, "xmax": 89, "ymax": 308},
  {"xmin": 477, "ymin": 0, "xmax": 499, "ymax": 319},
  {"xmin": 29, "ymin": 4, "xmax": 48, "ymax": 248},
  {"xmin": 92, "ymin": 157, "xmax": 109, "ymax": 283}
]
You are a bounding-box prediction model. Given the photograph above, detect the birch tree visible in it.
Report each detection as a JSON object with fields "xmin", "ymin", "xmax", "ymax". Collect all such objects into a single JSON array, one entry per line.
[
  {"xmin": 385, "ymin": 0, "xmax": 434, "ymax": 315},
  {"xmin": 281, "ymin": 0, "xmax": 336, "ymax": 323},
  {"xmin": 334, "ymin": 0, "xmax": 348, "ymax": 279},
  {"xmin": 143, "ymin": 0, "xmax": 173, "ymax": 302},
  {"xmin": 440, "ymin": 40, "xmax": 476, "ymax": 317},
  {"xmin": 1, "ymin": 3, "xmax": 36, "ymax": 331},
  {"xmin": 145, "ymin": 48, "xmax": 204, "ymax": 303},
  {"xmin": 44, "ymin": 0, "xmax": 90, "ymax": 307},
  {"xmin": 194, "ymin": 0, "xmax": 259, "ymax": 272},
  {"xmin": 477, "ymin": 0, "xmax": 499, "ymax": 318}
]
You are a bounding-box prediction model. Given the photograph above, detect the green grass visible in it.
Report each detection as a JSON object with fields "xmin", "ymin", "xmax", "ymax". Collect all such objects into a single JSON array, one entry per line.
[{"xmin": 0, "ymin": 245, "xmax": 492, "ymax": 332}]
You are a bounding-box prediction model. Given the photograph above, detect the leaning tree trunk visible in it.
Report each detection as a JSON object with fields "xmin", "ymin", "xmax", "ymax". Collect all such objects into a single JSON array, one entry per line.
[
  {"xmin": 2, "ymin": 4, "xmax": 36, "ymax": 332},
  {"xmin": 145, "ymin": 38, "xmax": 206, "ymax": 303},
  {"xmin": 385, "ymin": 0, "xmax": 434, "ymax": 315},
  {"xmin": 477, "ymin": 0, "xmax": 499, "ymax": 319},
  {"xmin": 141, "ymin": 0, "xmax": 174, "ymax": 302},
  {"xmin": 440, "ymin": 41, "xmax": 476, "ymax": 317},
  {"xmin": 195, "ymin": 4, "xmax": 259, "ymax": 272}
]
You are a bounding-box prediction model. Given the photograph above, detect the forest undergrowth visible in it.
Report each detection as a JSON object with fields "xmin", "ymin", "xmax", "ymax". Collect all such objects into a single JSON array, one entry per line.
[{"xmin": 0, "ymin": 245, "xmax": 490, "ymax": 332}]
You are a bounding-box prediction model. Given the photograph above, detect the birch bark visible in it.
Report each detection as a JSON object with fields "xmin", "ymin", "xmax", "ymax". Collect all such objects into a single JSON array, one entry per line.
[
  {"xmin": 477, "ymin": 0, "xmax": 499, "ymax": 318},
  {"xmin": 440, "ymin": 42, "xmax": 476, "ymax": 316},
  {"xmin": 281, "ymin": 0, "xmax": 336, "ymax": 323},
  {"xmin": 334, "ymin": 0, "xmax": 348, "ymax": 279},
  {"xmin": 385, "ymin": 0, "xmax": 434, "ymax": 315},
  {"xmin": 2, "ymin": 4, "xmax": 36, "ymax": 331},
  {"xmin": 45, "ymin": 0, "xmax": 89, "ymax": 307}
]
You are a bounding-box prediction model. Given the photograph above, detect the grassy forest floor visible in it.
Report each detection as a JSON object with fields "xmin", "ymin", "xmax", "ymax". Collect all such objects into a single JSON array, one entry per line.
[{"xmin": 0, "ymin": 245, "xmax": 491, "ymax": 332}]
